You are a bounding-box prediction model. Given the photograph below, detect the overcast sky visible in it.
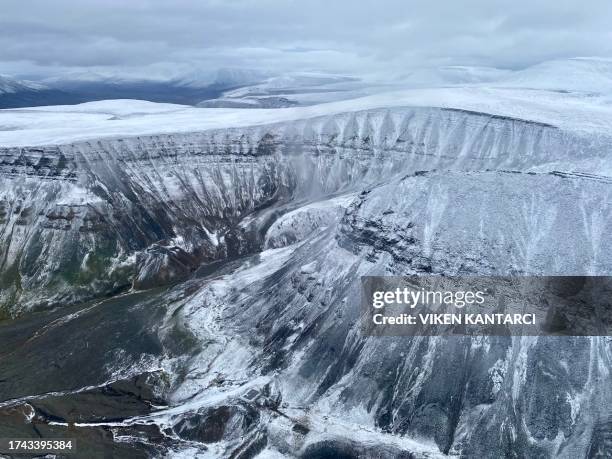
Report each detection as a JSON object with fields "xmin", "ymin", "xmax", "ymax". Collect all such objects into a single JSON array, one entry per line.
[{"xmin": 2, "ymin": 0, "xmax": 612, "ymax": 80}]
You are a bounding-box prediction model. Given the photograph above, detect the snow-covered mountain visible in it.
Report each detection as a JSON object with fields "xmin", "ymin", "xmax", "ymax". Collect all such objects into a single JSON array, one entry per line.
[
  {"xmin": 0, "ymin": 75, "xmax": 78, "ymax": 108},
  {"xmin": 494, "ymin": 57, "xmax": 612, "ymax": 94},
  {"xmin": 4, "ymin": 57, "xmax": 612, "ymax": 110},
  {"xmin": 1, "ymin": 59, "xmax": 611, "ymax": 457},
  {"xmin": 0, "ymin": 75, "xmax": 47, "ymax": 94},
  {"xmin": 198, "ymin": 58, "xmax": 612, "ymax": 109},
  {"xmin": 0, "ymin": 69, "xmax": 270, "ymax": 108},
  {"xmin": 393, "ymin": 65, "xmax": 511, "ymax": 87},
  {"xmin": 197, "ymin": 72, "xmax": 367, "ymax": 108},
  {"xmin": 173, "ymin": 67, "xmax": 270, "ymax": 89},
  {"xmin": 39, "ymin": 69, "xmax": 267, "ymax": 107}
]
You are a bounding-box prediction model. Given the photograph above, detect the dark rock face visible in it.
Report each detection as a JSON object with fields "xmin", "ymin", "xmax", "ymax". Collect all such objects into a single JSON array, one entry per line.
[
  {"xmin": 301, "ymin": 440, "xmax": 418, "ymax": 459},
  {"xmin": 27, "ymin": 372, "xmax": 168, "ymax": 424},
  {"xmin": 173, "ymin": 405, "xmax": 259, "ymax": 443},
  {"xmin": 1, "ymin": 107, "xmax": 611, "ymax": 457}
]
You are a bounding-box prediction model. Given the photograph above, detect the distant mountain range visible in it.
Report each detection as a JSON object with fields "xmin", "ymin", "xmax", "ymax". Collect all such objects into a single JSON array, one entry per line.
[
  {"xmin": 0, "ymin": 75, "xmax": 80, "ymax": 108},
  {"xmin": 0, "ymin": 68, "xmax": 271, "ymax": 109},
  {"xmin": 3, "ymin": 58, "xmax": 612, "ymax": 110}
]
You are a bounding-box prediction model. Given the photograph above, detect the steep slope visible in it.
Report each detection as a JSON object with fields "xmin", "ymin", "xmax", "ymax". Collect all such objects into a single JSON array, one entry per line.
[
  {"xmin": 1, "ymin": 106, "xmax": 608, "ymax": 314},
  {"xmin": 0, "ymin": 88, "xmax": 611, "ymax": 457},
  {"xmin": 3, "ymin": 85, "xmax": 612, "ymax": 148},
  {"xmin": 156, "ymin": 169, "xmax": 612, "ymax": 457}
]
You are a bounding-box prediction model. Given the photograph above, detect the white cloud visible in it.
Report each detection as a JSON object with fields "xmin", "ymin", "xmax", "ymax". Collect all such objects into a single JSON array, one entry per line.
[{"xmin": 1, "ymin": 0, "xmax": 611, "ymax": 79}]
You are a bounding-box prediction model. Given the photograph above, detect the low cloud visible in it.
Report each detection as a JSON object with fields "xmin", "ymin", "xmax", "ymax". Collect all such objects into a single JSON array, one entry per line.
[{"xmin": 1, "ymin": 0, "xmax": 611, "ymax": 79}]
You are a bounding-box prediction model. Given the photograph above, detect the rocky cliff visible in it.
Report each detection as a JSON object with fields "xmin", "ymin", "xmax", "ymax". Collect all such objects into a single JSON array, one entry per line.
[{"xmin": 0, "ymin": 106, "xmax": 610, "ymax": 457}]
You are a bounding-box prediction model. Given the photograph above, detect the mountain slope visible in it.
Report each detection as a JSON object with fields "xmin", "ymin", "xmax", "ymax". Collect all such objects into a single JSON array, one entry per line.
[
  {"xmin": 1, "ymin": 69, "xmax": 611, "ymax": 456},
  {"xmin": 496, "ymin": 57, "xmax": 612, "ymax": 94},
  {"xmin": 0, "ymin": 69, "xmax": 270, "ymax": 109},
  {"xmin": 0, "ymin": 75, "xmax": 80, "ymax": 109}
]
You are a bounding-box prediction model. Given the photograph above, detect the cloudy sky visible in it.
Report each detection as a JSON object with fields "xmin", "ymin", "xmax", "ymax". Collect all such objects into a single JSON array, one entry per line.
[{"xmin": 2, "ymin": 0, "xmax": 612, "ymax": 80}]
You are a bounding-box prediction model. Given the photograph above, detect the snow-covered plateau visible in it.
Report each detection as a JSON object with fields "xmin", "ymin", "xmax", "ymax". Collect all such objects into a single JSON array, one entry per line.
[{"xmin": 0, "ymin": 59, "xmax": 611, "ymax": 458}]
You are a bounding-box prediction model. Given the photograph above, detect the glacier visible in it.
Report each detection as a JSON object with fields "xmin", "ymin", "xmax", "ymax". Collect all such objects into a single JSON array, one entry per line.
[{"xmin": 0, "ymin": 67, "xmax": 611, "ymax": 458}]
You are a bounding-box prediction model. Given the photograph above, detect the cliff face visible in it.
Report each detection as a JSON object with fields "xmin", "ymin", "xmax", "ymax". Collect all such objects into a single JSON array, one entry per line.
[
  {"xmin": 0, "ymin": 106, "xmax": 611, "ymax": 457},
  {"xmin": 0, "ymin": 107, "xmax": 605, "ymax": 314}
]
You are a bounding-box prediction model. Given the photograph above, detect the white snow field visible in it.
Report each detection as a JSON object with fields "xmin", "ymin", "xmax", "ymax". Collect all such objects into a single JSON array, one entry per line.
[{"xmin": 1, "ymin": 57, "xmax": 612, "ymax": 148}]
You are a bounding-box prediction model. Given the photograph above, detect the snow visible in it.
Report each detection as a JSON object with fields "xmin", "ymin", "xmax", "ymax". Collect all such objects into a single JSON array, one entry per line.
[
  {"xmin": 300, "ymin": 261, "xmax": 318, "ymax": 274},
  {"xmin": 174, "ymin": 67, "xmax": 269, "ymax": 89},
  {"xmin": 1, "ymin": 85, "xmax": 612, "ymax": 148},
  {"xmin": 40, "ymin": 67, "xmax": 268, "ymax": 89},
  {"xmin": 3, "ymin": 57, "xmax": 612, "ymax": 458},
  {"xmin": 211, "ymin": 72, "xmax": 366, "ymax": 106},
  {"xmin": 2, "ymin": 57, "xmax": 612, "ymax": 147},
  {"xmin": 201, "ymin": 67, "xmax": 511, "ymax": 108},
  {"xmin": 0, "ymin": 75, "xmax": 46, "ymax": 94},
  {"xmin": 393, "ymin": 65, "xmax": 511, "ymax": 88},
  {"xmin": 22, "ymin": 99, "xmax": 188, "ymax": 115},
  {"xmin": 494, "ymin": 57, "xmax": 612, "ymax": 94},
  {"xmin": 296, "ymin": 411, "xmax": 450, "ymax": 458}
]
